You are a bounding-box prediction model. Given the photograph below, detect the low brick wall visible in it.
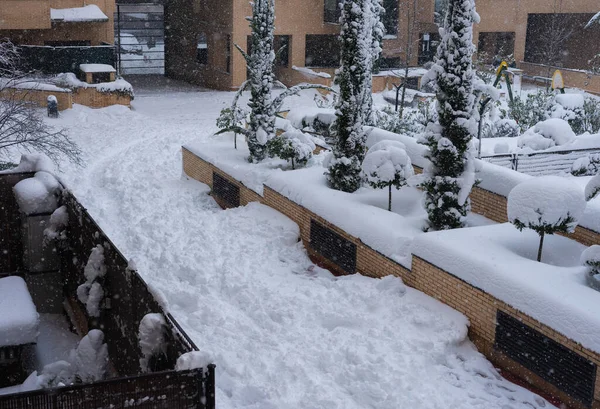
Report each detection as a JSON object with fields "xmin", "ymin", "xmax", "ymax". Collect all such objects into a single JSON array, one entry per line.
[
  {"xmin": 72, "ymin": 87, "xmax": 132, "ymax": 109},
  {"xmin": 183, "ymin": 147, "xmax": 600, "ymax": 408},
  {"xmin": 1, "ymin": 88, "xmax": 73, "ymax": 110},
  {"xmin": 411, "ymin": 256, "xmax": 600, "ymax": 409}
]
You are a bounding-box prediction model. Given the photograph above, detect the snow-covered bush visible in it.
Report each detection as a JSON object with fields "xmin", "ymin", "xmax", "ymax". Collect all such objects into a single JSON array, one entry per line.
[
  {"xmin": 77, "ymin": 245, "xmax": 106, "ymax": 317},
  {"xmin": 585, "ymin": 174, "xmax": 600, "ymax": 201},
  {"xmin": 216, "ymin": 106, "xmax": 247, "ymax": 149},
  {"xmin": 268, "ymin": 129, "xmax": 315, "ymax": 169},
  {"xmin": 13, "ymin": 171, "xmax": 61, "ymax": 214},
  {"xmin": 581, "ymin": 245, "xmax": 600, "ymax": 291},
  {"xmin": 553, "ymin": 93, "xmax": 586, "ymax": 135},
  {"xmin": 517, "ymin": 118, "xmax": 575, "ymax": 151},
  {"xmin": 582, "ymin": 97, "xmax": 600, "ymax": 134},
  {"xmin": 509, "ymin": 90, "xmax": 556, "ymax": 132},
  {"xmin": 481, "ymin": 118, "xmax": 521, "ymax": 138},
  {"xmin": 361, "ymin": 140, "xmax": 413, "ymax": 211},
  {"xmin": 571, "ymin": 153, "xmax": 600, "ymax": 176},
  {"xmin": 508, "ymin": 176, "xmax": 586, "ymax": 262},
  {"xmin": 418, "ymin": 0, "xmax": 479, "ymax": 230},
  {"xmin": 326, "ymin": 0, "xmax": 383, "ymax": 193},
  {"xmin": 139, "ymin": 313, "xmax": 167, "ymax": 373},
  {"xmin": 44, "ymin": 205, "xmax": 69, "ymax": 241},
  {"xmin": 372, "ymin": 106, "xmax": 423, "ymax": 136},
  {"xmin": 69, "ymin": 329, "xmax": 109, "ymax": 383}
]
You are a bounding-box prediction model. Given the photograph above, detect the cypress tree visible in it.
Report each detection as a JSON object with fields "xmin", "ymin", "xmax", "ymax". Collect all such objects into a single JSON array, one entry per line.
[{"xmin": 420, "ymin": 0, "xmax": 479, "ymax": 229}]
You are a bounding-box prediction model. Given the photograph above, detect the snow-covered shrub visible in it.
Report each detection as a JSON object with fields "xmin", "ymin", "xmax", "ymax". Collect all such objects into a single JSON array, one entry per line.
[
  {"xmin": 372, "ymin": 106, "xmax": 422, "ymax": 136},
  {"xmin": 508, "ymin": 176, "xmax": 586, "ymax": 262},
  {"xmin": 13, "ymin": 171, "xmax": 61, "ymax": 214},
  {"xmin": 581, "ymin": 245, "xmax": 600, "ymax": 291},
  {"xmin": 77, "ymin": 245, "xmax": 106, "ymax": 317},
  {"xmin": 517, "ymin": 118, "xmax": 576, "ymax": 151},
  {"xmin": 216, "ymin": 106, "xmax": 247, "ymax": 149},
  {"xmin": 69, "ymin": 329, "xmax": 109, "ymax": 383},
  {"xmin": 44, "ymin": 205, "xmax": 69, "ymax": 241},
  {"xmin": 582, "ymin": 97, "xmax": 600, "ymax": 134},
  {"xmin": 571, "ymin": 153, "xmax": 600, "ymax": 176},
  {"xmin": 268, "ymin": 129, "xmax": 315, "ymax": 169},
  {"xmin": 326, "ymin": 0, "xmax": 383, "ymax": 193},
  {"xmin": 494, "ymin": 118, "xmax": 520, "ymax": 138},
  {"xmin": 361, "ymin": 140, "xmax": 413, "ymax": 211},
  {"xmin": 585, "ymin": 174, "xmax": 600, "ymax": 201},
  {"xmin": 553, "ymin": 93, "xmax": 586, "ymax": 135},
  {"xmin": 509, "ymin": 90, "xmax": 556, "ymax": 132},
  {"xmin": 139, "ymin": 313, "xmax": 167, "ymax": 373},
  {"xmin": 418, "ymin": 0, "xmax": 479, "ymax": 230}
]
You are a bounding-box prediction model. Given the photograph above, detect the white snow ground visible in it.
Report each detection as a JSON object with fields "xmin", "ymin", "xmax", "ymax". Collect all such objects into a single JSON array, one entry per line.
[{"xmin": 6, "ymin": 81, "xmax": 554, "ymax": 408}]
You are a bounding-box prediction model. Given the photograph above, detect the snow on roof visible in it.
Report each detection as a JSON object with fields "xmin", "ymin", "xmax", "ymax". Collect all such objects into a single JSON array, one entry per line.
[
  {"xmin": 412, "ymin": 223, "xmax": 600, "ymax": 354},
  {"xmin": 0, "ymin": 276, "xmax": 39, "ymax": 348},
  {"xmin": 79, "ymin": 64, "xmax": 116, "ymax": 73},
  {"xmin": 51, "ymin": 5, "xmax": 108, "ymax": 22}
]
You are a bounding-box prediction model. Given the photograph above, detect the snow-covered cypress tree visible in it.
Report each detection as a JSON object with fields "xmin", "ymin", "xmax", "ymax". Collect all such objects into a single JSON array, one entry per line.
[
  {"xmin": 419, "ymin": 0, "xmax": 479, "ymax": 230},
  {"xmin": 326, "ymin": 0, "xmax": 384, "ymax": 192},
  {"xmin": 241, "ymin": 0, "xmax": 276, "ymax": 162}
]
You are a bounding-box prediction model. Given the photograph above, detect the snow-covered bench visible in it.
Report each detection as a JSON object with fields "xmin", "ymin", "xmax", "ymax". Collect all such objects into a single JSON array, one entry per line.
[
  {"xmin": 0, "ymin": 276, "xmax": 39, "ymax": 366},
  {"xmin": 79, "ymin": 64, "xmax": 116, "ymax": 84}
]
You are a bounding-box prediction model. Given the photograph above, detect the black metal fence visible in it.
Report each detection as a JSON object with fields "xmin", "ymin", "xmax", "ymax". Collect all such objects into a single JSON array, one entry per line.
[
  {"xmin": 60, "ymin": 190, "xmax": 197, "ymax": 375},
  {"xmin": 0, "ymin": 172, "xmax": 31, "ymax": 274},
  {"xmin": 18, "ymin": 46, "xmax": 116, "ymax": 75},
  {"xmin": 481, "ymin": 147, "xmax": 600, "ymax": 176},
  {"xmin": 0, "ymin": 367, "xmax": 215, "ymax": 409}
]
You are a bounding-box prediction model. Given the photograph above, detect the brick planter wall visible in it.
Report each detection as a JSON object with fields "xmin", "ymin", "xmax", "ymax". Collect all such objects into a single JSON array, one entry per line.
[
  {"xmin": 411, "ymin": 256, "xmax": 600, "ymax": 409},
  {"xmin": 183, "ymin": 147, "xmax": 600, "ymax": 408}
]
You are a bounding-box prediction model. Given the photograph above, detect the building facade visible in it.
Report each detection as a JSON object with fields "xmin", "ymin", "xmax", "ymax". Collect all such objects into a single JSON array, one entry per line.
[
  {"xmin": 165, "ymin": 0, "xmax": 437, "ymax": 90},
  {"xmin": 0, "ymin": 0, "xmax": 115, "ymax": 46}
]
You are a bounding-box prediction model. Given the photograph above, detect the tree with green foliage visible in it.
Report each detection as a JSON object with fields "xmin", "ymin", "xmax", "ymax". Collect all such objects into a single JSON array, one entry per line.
[
  {"xmin": 419, "ymin": 0, "xmax": 479, "ymax": 230},
  {"xmin": 326, "ymin": 0, "xmax": 384, "ymax": 193}
]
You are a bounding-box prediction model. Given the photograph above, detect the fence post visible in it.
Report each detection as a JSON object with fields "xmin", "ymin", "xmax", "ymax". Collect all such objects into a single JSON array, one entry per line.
[
  {"xmin": 511, "ymin": 153, "xmax": 519, "ymax": 171},
  {"xmin": 206, "ymin": 364, "xmax": 216, "ymax": 409}
]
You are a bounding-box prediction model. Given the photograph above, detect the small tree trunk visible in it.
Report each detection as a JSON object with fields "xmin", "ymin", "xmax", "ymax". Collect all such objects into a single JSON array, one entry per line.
[
  {"xmin": 291, "ymin": 157, "xmax": 295, "ymax": 170},
  {"xmin": 234, "ymin": 133, "xmax": 237, "ymax": 149},
  {"xmin": 388, "ymin": 184, "xmax": 392, "ymax": 211},
  {"xmin": 537, "ymin": 232, "xmax": 545, "ymax": 262}
]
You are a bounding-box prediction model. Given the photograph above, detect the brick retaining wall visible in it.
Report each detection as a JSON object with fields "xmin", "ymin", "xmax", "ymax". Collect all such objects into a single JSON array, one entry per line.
[{"xmin": 183, "ymin": 147, "xmax": 600, "ymax": 408}]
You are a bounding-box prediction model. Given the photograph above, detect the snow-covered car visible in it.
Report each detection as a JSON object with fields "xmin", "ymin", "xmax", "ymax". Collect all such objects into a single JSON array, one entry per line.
[{"xmin": 118, "ymin": 33, "xmax": 143, "ymax": 55}]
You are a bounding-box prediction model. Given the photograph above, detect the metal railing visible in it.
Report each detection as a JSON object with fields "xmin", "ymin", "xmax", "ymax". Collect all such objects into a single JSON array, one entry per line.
[
  {"xmin": 480, "ymin": 147, "xmax": 600, "ymax": 176},
  {"xmin": 0, "ymin": 367, "xmax": 215, "ymax": 409}
]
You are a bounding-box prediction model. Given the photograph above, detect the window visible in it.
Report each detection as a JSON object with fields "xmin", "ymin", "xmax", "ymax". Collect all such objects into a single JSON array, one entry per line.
[
  {"xmin": 477, "ymin": 32, "xmax": 515, "ymax": 63},
  {"xmin": 382, "ymin": 0, "xmax": 398, "ymax": 37},
  {"xmin": 305, "ymin": 35, "xmax": 339, "ymax": 67},
  {"xmin": 324, "ymin": 0, "xmax": 341, "ymax": 24},
  {"xmin": 196, "ymin": 32, "xmax": 208, "ymax": 65},
  {"xmin": 274, "ymin": 35, "xmax": 290, "ymax": 67}
]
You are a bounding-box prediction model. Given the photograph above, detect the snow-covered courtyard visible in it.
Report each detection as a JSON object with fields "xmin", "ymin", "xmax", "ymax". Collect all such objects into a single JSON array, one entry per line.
[{"xmin": 4, "ymin": 79, "xmax": 557, "ymax": 408}]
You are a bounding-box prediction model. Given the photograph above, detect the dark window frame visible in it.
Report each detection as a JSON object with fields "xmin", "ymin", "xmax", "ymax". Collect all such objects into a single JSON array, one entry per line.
[
  {"xmin": 305, "ymin": 34, "xmax": 340, "ymax": 68},
  {"xmin": 323, "ymin": 0, "xmax": 341, "ymax": 24}
]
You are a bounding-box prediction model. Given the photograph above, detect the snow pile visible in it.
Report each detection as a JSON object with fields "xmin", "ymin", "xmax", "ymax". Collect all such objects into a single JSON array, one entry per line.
[
  {"xmin": 0, "ymin": 153, "xmax": 54, "ymax": 174},
  {"xmin": 13, "ymin": 171, "xmax": 61, "ymax": 214},
  {"xmin": 138, "ymin": 313, "xmax": 167, "ymax": 372},
  {"xmin": 571, "ymin": 153, "xmax": 600, "ymax": 176},
  {"xmin": 50, "ymin": 5, "xmax": 108, "ymax": 22},
  {"xmin": 285, "ymin": 107, "xmax": 336, "ymax": 130},
  {"xmin": 0, "ymin": 276, "xmax": 39, "ymax": 347},
  {"xmin": 365, "ymin": 126, "xmax": 430, "ymax": 168},
  {"xmin": 555, "ymin": 93, "xmax": 585, "ymax": 111},
  {"xmin": 54, "ymin": 72, "xmax": 134, "ymax": 96},
  {"xmin": 42, "ymin": 89, "xmax": 555, "ymax": 409},
  {"xmin": 291, "ymin": 66, "xmax": 332, "ymax": 79},
  {"xmin": 68, "ymin": 329, "xmax": 109, "ymax": 383},
  {"xmin": 362, "ymin": 140, "xmax": 413, "ymax": 185},
  {"xmin": 518, "ymin": 118, "xmax": 575, "ymax": 150},
  {"xmin": 412, "ymin": 223, "xmax": 600, "ymax": 354},
  {"xmin": 77, "ymin": 245, "xmax": 106, "ymax": 317},
  {"xmin": 175, "ymin": 351, "xmax": 214, "ymax": 371},
  {"xmin": 44, "ymin": 205, "xmax": 69, "ymax": 240},
  {"xmin": 507, "ymin": 176, "xmax": 586, "ymax": 233},
  {"xmin": 79, "ymin": 64, "xmax": 116, "ymax": 73},
  {"xmin": 581, "ymin": 245, "xmax": 600, "ymax": 291},
  {"xmin": 585, "ymin": 174, "xmax": 600, "ymax": 201},
  {"xmin": 0, "ymin": 78, "xmax": 70, "ymax": 93}
]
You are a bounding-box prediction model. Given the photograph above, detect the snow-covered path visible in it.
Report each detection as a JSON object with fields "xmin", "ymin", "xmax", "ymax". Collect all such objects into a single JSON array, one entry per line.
[{"xmin": 31, "ymin": 86, "xmax": 552, "ymax": 409}]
